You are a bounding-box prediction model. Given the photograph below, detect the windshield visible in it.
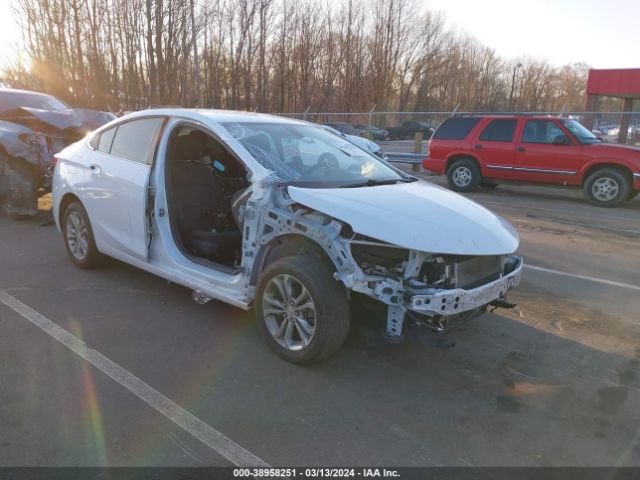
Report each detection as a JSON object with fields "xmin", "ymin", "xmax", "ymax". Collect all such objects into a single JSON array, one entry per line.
[
  {"xmin": 221, "ymin": 121, "xmax": 407, "ymax": 188},
  {"xmin": 0, "ymin": 91, "xmax": 69, "ymax": 113},
  {"xmin": 561, "ymin": 119, "xmax": 602, "ymax": 144}
]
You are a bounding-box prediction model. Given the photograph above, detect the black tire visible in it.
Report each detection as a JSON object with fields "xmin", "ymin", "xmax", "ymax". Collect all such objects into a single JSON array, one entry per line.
[
  {"xmin": 447, "ymin": 158, "xmax": 481, "ymax": 192},
  {"xmin": 628, "ymin": 189, "xmax": 639, "ymax": 201},
  {"xmin": 583, "ymin": 168, "xmax": 630, "ymax": 207},
  {"xmin": 480, "ymin": 182, "xmax": 500, "ymax": 189},
  {"xmin": 255, "ymin": 255, "xmax": 350, "ymax": 364},
  {"xmin": 62, "ymin": 201, "xmax": 104, "ymax": 268}
]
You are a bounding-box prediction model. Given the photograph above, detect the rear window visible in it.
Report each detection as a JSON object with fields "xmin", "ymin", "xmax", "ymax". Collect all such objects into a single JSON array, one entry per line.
[
  {"xmin": 433, "ymin": 117, "xmax": 481, "ymax": 140},
  {"xmin": 110, "ymin": 118, "xmax": 164, "ymax": 164},
  {"xmin": 479, "ymin": 119, "xmax": 517, "ymax": 142}
]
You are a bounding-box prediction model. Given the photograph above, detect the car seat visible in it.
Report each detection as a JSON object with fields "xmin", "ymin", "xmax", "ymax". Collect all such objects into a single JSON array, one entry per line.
[{"xmin": 170, "ymin": 130, "xmax": 241, "ymax": 262}]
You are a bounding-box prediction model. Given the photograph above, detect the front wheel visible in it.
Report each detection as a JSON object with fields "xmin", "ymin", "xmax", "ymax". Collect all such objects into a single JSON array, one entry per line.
[
  {"xmin": 62, "ymin": 201, "xmax": 104, "ymax": 268},
  {"xmin": 447, "ymin": 158, "xmax": 481, "ymax": 192},
  {"xmin": 583, "ymin": 168, "xmax": 630, "ymax": 207},
  {"xmin": 255, "ymin": 255, "xmax": 350, "ymax": 364}
]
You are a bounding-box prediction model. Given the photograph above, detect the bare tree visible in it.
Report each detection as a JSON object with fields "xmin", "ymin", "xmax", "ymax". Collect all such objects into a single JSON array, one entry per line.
[{"xmin": 5, "ymin": 0, "xmax": 592, "ymax": 116}]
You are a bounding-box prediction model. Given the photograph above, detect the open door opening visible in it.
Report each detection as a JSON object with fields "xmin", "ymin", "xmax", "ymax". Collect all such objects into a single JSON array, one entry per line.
[{"xmin": 165, "ymin": 125, "xmax": 250, "ymax": 269}]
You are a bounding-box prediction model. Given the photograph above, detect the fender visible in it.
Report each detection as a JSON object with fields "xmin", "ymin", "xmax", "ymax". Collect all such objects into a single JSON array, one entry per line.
[
  {"xmin": 444, "ymin": 152, "xmax": 482, "ymax": 171},
  {"xmin": 577, "ymin": 159, "xmax": 638, "ymax": 185}
]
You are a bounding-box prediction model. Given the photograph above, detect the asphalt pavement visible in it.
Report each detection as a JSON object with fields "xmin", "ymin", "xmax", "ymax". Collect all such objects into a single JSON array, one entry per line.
[{"xmin": 1, "ymin": 167, "xmax": 639, "ymax": 467}]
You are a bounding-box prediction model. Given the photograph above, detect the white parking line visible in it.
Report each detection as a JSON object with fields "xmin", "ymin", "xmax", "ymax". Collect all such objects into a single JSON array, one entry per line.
[
  {"xmin": 525, "ymin": 265, "xmax": 640, "ymax": 292},
  {"xmin": 0, "ymin": 290, "xmax": 270, "ymax": 468}
]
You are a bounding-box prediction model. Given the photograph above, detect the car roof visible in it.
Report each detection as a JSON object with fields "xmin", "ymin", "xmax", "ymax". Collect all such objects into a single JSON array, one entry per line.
[
  {"xmin": 0, "ymin": 87, "xmax": 54, "ymax": 96},
  {"xmin": 452, "ymin": 114, "xmax": 563, "ymax": 121},
  {"xmin": 0, "ymin": 88, "xmax": 70, "ymax": 114},
  {"xmin": 121, "ymin": 108, "xmax": 309, "ymax": 126}
]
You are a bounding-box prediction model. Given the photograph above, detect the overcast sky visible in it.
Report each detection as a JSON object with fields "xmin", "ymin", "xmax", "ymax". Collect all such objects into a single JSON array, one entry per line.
[
  {"xmin": 0, "ymin": 0, "xmax": 638, "ymax": 69},
  {"xmin": 425, "ymin": 0, "xmax": 640, "ymax": 68},
  {"xmin": 0, "ymin": 0, "xmax": 20, "ymax": 68}
]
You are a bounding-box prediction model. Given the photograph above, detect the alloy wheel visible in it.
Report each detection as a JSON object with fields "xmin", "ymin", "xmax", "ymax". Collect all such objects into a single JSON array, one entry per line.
[
  {"xmin": 262, "ymin": 274, "xmax": 317, "ymax": 351},
  {"xmin": 65, "ymin": 211, "xmax": 90, "ymax": 261}
]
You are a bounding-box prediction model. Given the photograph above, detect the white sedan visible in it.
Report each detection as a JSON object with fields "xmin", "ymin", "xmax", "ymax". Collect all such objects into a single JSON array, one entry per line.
[{"xmin": 53, "ymin": 109, "xmax": 523, "ymax": 363}]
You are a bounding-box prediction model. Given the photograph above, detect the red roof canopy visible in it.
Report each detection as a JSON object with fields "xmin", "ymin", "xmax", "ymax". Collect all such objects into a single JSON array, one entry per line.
[{"xmin": 586, "ymin": 68, "xmax": 640, "ymax": 98}]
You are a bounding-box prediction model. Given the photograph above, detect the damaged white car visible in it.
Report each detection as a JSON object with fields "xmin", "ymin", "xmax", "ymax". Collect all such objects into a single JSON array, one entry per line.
[{"xmin": 52, "ymin": 109, "xmax": 523, "ymax": 363}]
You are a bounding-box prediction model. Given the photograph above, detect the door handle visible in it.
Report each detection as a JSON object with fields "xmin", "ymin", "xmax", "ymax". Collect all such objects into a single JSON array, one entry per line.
[
  {"xmin": 474, "ymin": 144, "xmax": 483, "ymax": 149},
  {"xmin": 516, "ymin": 146, "xmax": 525, "ymax": 152},
  {"xmin": 89, "ymin": 164, "xmax": 102, "ymax": 173}
]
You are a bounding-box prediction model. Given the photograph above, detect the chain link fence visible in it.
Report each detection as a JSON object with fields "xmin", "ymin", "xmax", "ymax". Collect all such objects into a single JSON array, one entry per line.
[{"xmin": 277, "ymin": 111, "xmax": 640, "ymax": 146}]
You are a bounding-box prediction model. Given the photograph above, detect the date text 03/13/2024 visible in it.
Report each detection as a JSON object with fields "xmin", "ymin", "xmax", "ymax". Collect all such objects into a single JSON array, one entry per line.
[{"xmin": 232, "ymin": 468, "xmax": 400, "ymax": 478}]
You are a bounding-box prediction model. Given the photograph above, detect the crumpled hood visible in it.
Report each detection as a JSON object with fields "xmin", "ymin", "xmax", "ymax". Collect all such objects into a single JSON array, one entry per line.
[
  {"xmin": 13, "ymin": 107, "xmax": 115, "ymax": 131},
  {"xmin": 288, "ymin": 180, "xmax": 519, "ymax": 255}
]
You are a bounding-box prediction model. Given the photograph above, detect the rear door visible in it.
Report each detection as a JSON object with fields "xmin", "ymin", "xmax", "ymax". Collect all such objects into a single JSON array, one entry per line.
[
  {"xmin": 514, "ymin": 119, "xmax": 582, "ymax": 184},
  {"xmin": 473, "ymin": 118, "xmax": 517, "ymax": 180},
  {"xmin": 82, "ymin": 117, "xmax": 164, "ymax": 261}
]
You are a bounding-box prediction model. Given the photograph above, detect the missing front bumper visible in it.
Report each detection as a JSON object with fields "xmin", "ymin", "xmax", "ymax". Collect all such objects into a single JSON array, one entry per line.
[
  {"xmin": 409, "ymin": 255, "xmax": 523, "ymax": 316},
  {"xmin": 384, "ymin": 255, "xmax": 523, "ymax": 339}
]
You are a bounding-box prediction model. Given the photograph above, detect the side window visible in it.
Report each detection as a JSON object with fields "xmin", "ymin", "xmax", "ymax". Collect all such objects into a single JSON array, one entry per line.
[
  {"xmin": 479, "ymin": 119, "xmax": 517, "ymax": 142},
  {"xmin": 89, "ymin": 132, "xmax": 100, "ymax": 149},
  {"xmin": 432, "ymin": 117, "xmax": 481, "ymax": 140},
  {"xmin": 522, "ymin": 120, "xmax": 565, "ymax": 144},
  {"xmin": 97, "ymin": 126, "xmax": 116, "ymax": 153},
  {"xmin": 110, "ymin": 118, "xmax": 164, "ymax": 164}
]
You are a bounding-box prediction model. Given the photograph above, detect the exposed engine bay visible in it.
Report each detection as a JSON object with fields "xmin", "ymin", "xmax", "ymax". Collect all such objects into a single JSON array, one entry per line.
[{"xmin": 342, "ymin": 231, "xmax": 519, "ymax": 335}]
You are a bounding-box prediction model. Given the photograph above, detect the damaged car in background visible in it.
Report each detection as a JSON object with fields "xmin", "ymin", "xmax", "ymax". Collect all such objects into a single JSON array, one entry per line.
[
  {"xmin": 52, "ymin": 109, "xmax": 523, "ymax": 363},
  {"xmin": 0, "ymin": 88, "xmax": 114, "ymax": 217}
]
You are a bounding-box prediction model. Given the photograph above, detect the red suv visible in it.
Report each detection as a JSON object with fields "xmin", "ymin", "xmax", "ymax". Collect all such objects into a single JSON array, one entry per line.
[{"xmin": 424, "ymin": 115, "xmax": 640, "ymax": 207}]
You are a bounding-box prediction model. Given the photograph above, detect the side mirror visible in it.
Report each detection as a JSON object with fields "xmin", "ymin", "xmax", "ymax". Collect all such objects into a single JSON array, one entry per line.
[{"xmin": 552, "ymin": 135, "xmax": 570, "ymax": 145}]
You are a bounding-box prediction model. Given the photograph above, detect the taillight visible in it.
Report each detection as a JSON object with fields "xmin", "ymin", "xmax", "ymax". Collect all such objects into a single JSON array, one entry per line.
[{"xmin": 18, "ymin": 133, "xmax": 41, "ymax": 152}]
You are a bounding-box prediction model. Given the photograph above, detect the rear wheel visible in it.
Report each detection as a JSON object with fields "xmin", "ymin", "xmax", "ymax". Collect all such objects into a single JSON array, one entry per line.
[
  {"xmin": 447, "ymin": 158, "xmax": 481, "ymax": 192},
  {"xmin": 583, "ymin": 168, "xmax": 630, "ymax": 207},
  {"xmin": 256, "ymin": 255, "xmax": 350, "ymax": 364},
  {"xmin": 62, "ymin": 201, "xmax": 104, "ymax": 268}
]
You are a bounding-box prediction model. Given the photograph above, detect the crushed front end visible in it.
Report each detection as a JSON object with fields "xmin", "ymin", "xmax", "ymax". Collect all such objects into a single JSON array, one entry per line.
[
  {"xmin": 337, "ymin": 233, "xmax": 523, "ymax": 341},
  {"xmin": 245, "ymin": 184, "xmax": 523, "ymax": 343},
  {"xmin": 0, "ymin": 127, "xmax": 51, "ymax": 217},
  {"xmin": 0, "ymin": 107, "xmax": 110, "ymax": 217}
]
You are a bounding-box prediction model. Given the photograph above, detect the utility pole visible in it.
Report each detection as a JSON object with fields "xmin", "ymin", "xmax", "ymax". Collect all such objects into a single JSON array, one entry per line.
[{"xmin": 508, "ymin": 63, "xmax": 522, "ymax": 112}]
